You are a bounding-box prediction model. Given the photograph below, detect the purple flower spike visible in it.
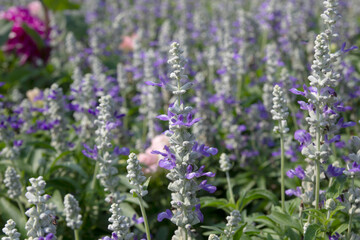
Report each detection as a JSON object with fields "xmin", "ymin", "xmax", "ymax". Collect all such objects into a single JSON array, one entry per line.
[
  {"xmin": 157, "ymin": 209, "xmax": 173, "ymax": 222},
  {"xmin": 286, "ymin": 166, "xmax": 305, "ymax": 180},
  {"xmin": 285, "ymin": 187, "xmax": 302, "ymax": 197},
  {"xmin": 199, "ymin": 180, "xmax": 216, "ymax": 193},
  {"xmin": 326, "ymin": 164, "xmax": 345, "ymax": 177}
]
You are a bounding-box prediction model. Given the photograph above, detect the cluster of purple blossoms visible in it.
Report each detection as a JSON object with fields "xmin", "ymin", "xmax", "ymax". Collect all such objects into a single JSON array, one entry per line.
[{"xmin": 150, "ymin": 42, "xmax": 217, "ymax": 238}]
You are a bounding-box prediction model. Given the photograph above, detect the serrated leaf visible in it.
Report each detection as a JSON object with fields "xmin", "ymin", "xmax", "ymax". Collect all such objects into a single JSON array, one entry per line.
[{"xmin": 304, "ymin": 224, "xmax": 320, "ymax": 240}]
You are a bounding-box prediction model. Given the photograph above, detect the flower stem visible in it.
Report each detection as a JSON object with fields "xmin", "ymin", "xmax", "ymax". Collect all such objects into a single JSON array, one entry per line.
[
  {"xmin": 315, "ymin": 90, "xmax": 321, "ymax": 215},
  {"xmin": 315, "ymin": 159, "xmax": 321, "ymax": 212},
  {"xmin": 183, "ymin": 227, "xmax": 188, "ymax": 240},
  {"xmin": 17, "ymin": 199, "xmax": 26, "ymax": 220},
  {"xmin": 226, "ymin": 171, "xmax": 235, "ymax": 204},
  {"xmin": 91, "ymin": 161, "xmax": 99, "ymax": 191},
  {"xmin": 280, "ymin": 133, "xmax": 285, "ymax": 211},
  {"xmin": 74, "ymin": 229, "xmax": 80, "ymax": 240},
  {"xmin": 347, "ymin": 214, "xmax": 353, "ymax": 239},
  {"xmin": 138, "ymin": 196, "xmax": 151, "ymax": 240}
]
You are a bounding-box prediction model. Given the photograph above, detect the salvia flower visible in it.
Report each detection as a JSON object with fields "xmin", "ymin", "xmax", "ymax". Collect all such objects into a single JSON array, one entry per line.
[
  {"xmin": 224, "ymin": 210, "xmax": 242, "ymax": 239},
  {"xmin": 208, "ymin": 234, "xmax": 220, "ymax": 240},
  {"xmin": 286, "ymin": 166, "xmax": 306, "ymax": 180},
  {"xmin": 25, "ymin": 176, "xmax": 57, "ymax": 240},
  {"xmin": 108, "ymin": 203, "xmax": 133, "ymax": 240},
  {"xmin": 285, "ymin": 187, "xmax": 302, "ymax": 197},
  {"xmin": 38, "ymin": 233, "xmax": 54, "ymax": 240},
  {"xmin": 157, "ymin": 209, "xmax": 173, "ymax": 222},
  {"xmin": 3, "ymin": 166, "xmax": 22, "ymax": 199},
  {"xmin": 45, "ymin": 84, "xmax": 68, "ymax": 153},
  {"xmin": 326, "ymin": 164, "xmax": 345, "ymax": 177},
  {"xmin": 271, "ymin": 84, "xmax": 289, "ymax": 134},
  {"xmin": 153, "ymin": 42, "xmax": 217, "ymax": 237},
  {"xmin": 132, "ymin": 214, "xmax": 144, "ymax": 225},
  {"xmin": 219, "ymin": 153, "xmax": 232, "ymax": 172},
  {"xmin": 63, "ymin": 194, "xmax": 82, "ymax": 230},
  {"xmin": 126, "ymin": 153, "xmax": 148, "ymax": 197},
  {"xmin": 2, "ymin": 219, "xmax": 21, "ymax": 240}
]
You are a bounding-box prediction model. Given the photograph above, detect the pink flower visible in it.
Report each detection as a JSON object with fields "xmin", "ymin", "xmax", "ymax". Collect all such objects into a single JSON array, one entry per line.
[
  {"xmin": 118, "ymin": 33, "xmax": 137, "ymax": 52},
  {"xmin": 27, "ymin": 1, "xmax": 45, "ymax": 21},
  {"xmin": 139, "ymin": 134, "xmax": 170, "ymax": 174},
  {"xmin": 0, "ymin": 6, "xmax": 50, "ymax": 65}
]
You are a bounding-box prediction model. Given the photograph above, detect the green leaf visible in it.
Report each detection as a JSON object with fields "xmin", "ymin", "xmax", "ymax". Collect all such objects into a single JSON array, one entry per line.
[
  {"xmin": 49, "ymin": 190, "xmax": 64, "ymax": 212},
  {"xmin": 239, "ymin": 189, "xmax": 279, "ymax": 211},
  {"xmin": 22, "ymin": 23, "xmax": 46, "ymax": 49},
  {"xmin": 304, "ymin": 224, "xmax": 320, "ymax": 240},
  {"xmin": 143, "ymin": 176, "xmax": 151, "ymax": 188},
  {"xmin": 268, "ymin": 210, "xmax": 302, "ymax": 233},
  {"xmin": 332, "ymin": 223, "xmax": 348, "ymax": 235},
  {"xmin": 200, "ymin": 196, "xmax": 229, "ymax": 209},
  {"xmin": 0, "ymin": 20, "xmax": 13, "ymax": 46},
  {"xmin": 48, "ymin": 162, "xmax": 88, "ymax": 179},
  {"xmin": 200, "ymin": 225, "xmax": 224, "ymax": 234},
  {"xmin": 42, "ymin": 0, "xmax": 80, "ymax": 11},
  {"xmin": 326, "ymin": 176, "xmax": 346, "ymax": 198},
  {"xmin": 0, "ymin": 198, "xmax": 26, "ymax": 236},
  {"xmin": 233, "ymin": 223, "xmax": 247, "ymax": 240}
]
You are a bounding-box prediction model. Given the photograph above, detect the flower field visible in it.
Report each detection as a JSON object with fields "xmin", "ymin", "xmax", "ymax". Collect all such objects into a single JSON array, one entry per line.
[{"xmin": 0, "ymin": 0, "xmax": 360, "ymax": 239}]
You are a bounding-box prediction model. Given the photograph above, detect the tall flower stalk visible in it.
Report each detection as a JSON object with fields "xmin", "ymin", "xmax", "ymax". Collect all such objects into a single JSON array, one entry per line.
[
  {"xmin": 126, "ymin": 153, "xmax": 150, "ymax": 240},
  {"xmin": 151, "ymin": 42, "xmax": 217, "ymax": 239},
  {"xmin": 219, "ymin": 153, "xmax": 234, "ymax": 204},
  {"xmin": 271, "ymin": 85, "xmax": 289, "ymax": 210},
  {"xmin": 289, "ymin": 0, "xmax": 351, "ymax": 214}
]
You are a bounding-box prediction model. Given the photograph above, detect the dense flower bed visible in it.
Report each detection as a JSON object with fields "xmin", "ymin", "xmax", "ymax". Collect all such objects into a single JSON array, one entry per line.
[{"xmin": 0, "ymin": 0, "xmax": 360, "ymax": 239}]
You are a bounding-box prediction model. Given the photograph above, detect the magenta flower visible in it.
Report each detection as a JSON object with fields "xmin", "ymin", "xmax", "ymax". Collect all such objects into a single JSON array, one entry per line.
[{"xmin": 0, "ymin": 6, "xmax": 50, "ymax": 64}]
